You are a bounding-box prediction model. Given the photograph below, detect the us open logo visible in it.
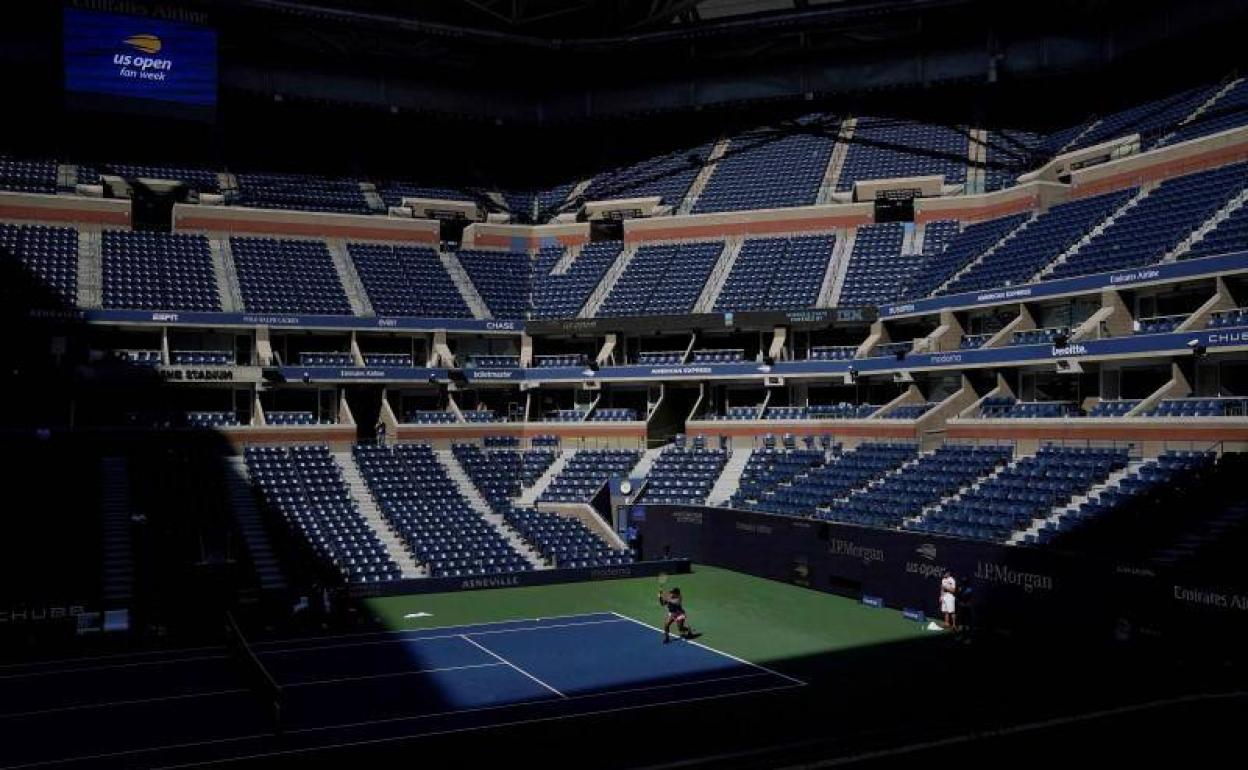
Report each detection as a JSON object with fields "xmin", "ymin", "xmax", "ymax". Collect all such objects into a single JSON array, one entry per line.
[{"xmin": 114, "ymin": 33, "xmax": 174, "ymax": 80}]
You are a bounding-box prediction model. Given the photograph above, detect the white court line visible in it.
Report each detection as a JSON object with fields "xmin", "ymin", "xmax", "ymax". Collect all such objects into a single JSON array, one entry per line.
[
  {"xmin": 0, "ymin": 689, "xmax": 249, "ymax": 720},
  {"xmin": 0, "ymin": 653, "xmax": 229, "ymax": 681},
  {"xmin": 0, "ymin": 663, "xmax": 512, "ymax": 720},
  {"xmin": 1, "ymin": 670, "xmax": 795, "ymax": 769},
  {"xmin": 0, "ymin": 645, "xmax": 225, "ymax": 672},
  {"xmin": 609, "ymin": 611, "xmax": 807, "ymax": 687},
  {"xmin": 0, "ymin": 614, "xmax": 619, "ymax": 680},
  {"xmin": 458, "ymin": 635, "xmax": 567, "ymax": 698},
  {"xmin": 256, "ymin": 617, "xmax": 628, "ymax": 657},
  {"xmin": 249, "ymin": 611, "xmax": 620, "ymax": 650},
  {"xmin": 146, "ymin": 680, "xmax": 804, "ymax": 770},
  {"xmin": 284, "ymin": 662, "xmax": 506, "ymax": 689}
]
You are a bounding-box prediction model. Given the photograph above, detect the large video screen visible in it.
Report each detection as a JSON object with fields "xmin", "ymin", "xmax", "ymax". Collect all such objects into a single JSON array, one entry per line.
[{"xmin": 64, "ymin": 7, "xmax": 217, "ymax": 120}]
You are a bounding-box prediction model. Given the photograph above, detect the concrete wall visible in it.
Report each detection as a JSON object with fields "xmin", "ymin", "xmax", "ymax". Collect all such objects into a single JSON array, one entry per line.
[
  {"xmin": 393, "ymin": 421, "xmax": 646, "ymax": 449},
  {"xmin": 0, "ymin": 191, "xmax": 130, "ymax": 227},
  {"xmin": 463, "ymin": 222, "xmax": 591, "ymax": 251},
  {"xmin": 1070, "ymin": 125, "xmax": 1248, "ymax": 199},
  {"xmin": 173, "ymin": 204, "xmax": 441, "ymax": 244},
  {"xmin": 913, "ymin": 181, "xmax": 1066, "ymax": 223},
  {"xmin": 623, "ymin": 202, "xmax": 874, "ymax": 243}
]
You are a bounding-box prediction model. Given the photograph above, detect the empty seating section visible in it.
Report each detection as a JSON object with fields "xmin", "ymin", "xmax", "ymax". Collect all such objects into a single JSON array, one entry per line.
[
  {"xmin": 235, "ymin": 172, "xmax": 370, "ymax": 214},
  {"xmin": 908, "ymin": 446, "xmax": 1130, "ymax": 542},
  {"xmin": 505, "ymin": 508, "xmax": 634, "ymax": 568},
  {"xmin": 1069, "ymin": 85, "xmax": 1217, "ymax": 151},
  {"xmin": 694, "ymin": 130, "xmax": 834, "ymax": 213},
  {"xmin": 983, "ymin": 130, "xmax": 1042, "ymax": 192},
  {"xmin": 471, "ymin": 355, "xmax": 520, "ymax": 368},
  {"xmin": 719, "ymin": 406, "xmax": 762, "ymax": 420},
  {"xmin": 102, "ymin": 230, "xmax": 219, "ymax": 311},
  {"xmin": 1051, "ymin": 163, "xmax": 1248, "ymax": 278},
  {"xmin": 826, "ymin": 445, "xmax": 1014, "ymax": 528},
  {"xmin": 0, "ymin": 224, "xmax": 78, "ymax": 306},
  {"xmin": 1040, "ymin": 122, "xmax": 1093, "ymax": 156},
  {"xmin": 1135, "ymin": 314, "xmax": 1187, "ymax": 334},
  {"xmin": 713, "ymin": 235, "xmax": 834, "ymax": 311},
  {"xmin": 942, "ymin": 190, "xmax": 1135, "ymax": 295},
  {"xmin": 105, "ymin": 163, "xmax": 219, "ymax": 190},
  {"xmin": 363, "ymin": 353, "xmax": 414, "ymax": 366},
  {"xmin": 378, "ymin": 181, "xmax": 477, "ymax": 207},
  {"xmin": 583, "ymin": 143, "xmax": 711, "ymax": 205},
  {"xmin": 456, "ymin": 250, "xmax": 531, "ymax": 318},
  {"xmin": 1209, "ymin": 308, "xmax": 1248, "ymax": 327},
  {"xmin": 870, "ymin": 341, "xmax": 913, "ymax": 358},
  {"xmin": 837, "ymin": 223, "xmax": 909, "ymax": 306},
  {"xmin": 546, "ymin": 410, "xmax": 586, "ymax": 422},
  {"xmin": 0, "ymin": 155, "xmax": 57, "ymax": 193},
  {"xmin": 691, "ymin": 349, "xmax": 744, "ymax": 363},
  {"xmin": 597, "ymin": 241, "xmax": 724, "ymax": 317},
  {"xmin": 901, "ymin": 214, "xmax": 1028, "ymax": 299},
  {"xmin": 266, "ymin": 411, "xmax": 319, "ymax": 425},
  {"xmin": 538, "ymin": 184, "xmax": 576, "ymax": 215},
  {"xmin": 1026, "ymin": 451, "xmax": 1216, "ymax": 545},
  {"xmin": 115, "ymin": 349, "xmax": 161, "ymax": 366},
  {"xmin": 638, "ymin": 351, "xmax": 684, "ymax": 365},
  {"xmin": 299, "ymin": 352, "xmax": 353, "ymax": 366},
  {"xmin": 540, "ymin": 449, "xmax": 640, "ymax": 503},
  {"xmin": 534, "ymin": 354, "xmax": 587, "ymax": 367},
  {"xmin": 348, "ymin": 243, "xmax": 471, "ymax": 318},
  {"xmin": 808, "ymin": 346, "xmax": 856, "ymax": 361},
  {"xmin": 979, "ymin": 397, "xmax": 1078, "ymax": 418},
  {"xmin": 960, "ymin": 333, "xmax": 992, "ymax": 349},
  {"xmin": 171, "ymin": 350, "xmax": 231, "ymax": 365},
  {"xmin": 1012, "ymin": 327, "xmax": 1069, "ymax": 346},
  {"xmin": 590, "ymin": 408, "xmax": 638, "ymax": 421},
  {"xmin": 462, "ymin": 410, "xmax": 501, "ymax": 423},
  {"xmin": 1183, "ymin": 201, "xmax": 1248, "ymax": 260},
  {"xmin": 186, "ymin": 411, "xmax": 238, "ymax": 427},
  {"xmin": 1167, "ymin": 80, "xmax": 1248, "ymax": 145},
  {"xmin": 530, "ymin": 240, "xmax": 623, "ymax": 319},
  {"xmin": 919, "ymin": 219, "xmax": 960, "ymax": 260},
  {"xmin": 453, "ymin": 444, "xmax": 557, "ymax": 513},
  {"xmin": 884, "ymin": 404, "xmax": 934, "ymax": 419},
  {"xmin": 245, "ymin": 445, "xmax": 400, "ymax": 583},
  {"xmin": 763, "ymin": 406, "xmax": 806, "ymax": 420},
  {"xmin": 730, "ymin": 448, "xmax": 827, "ymax": 509},
  {"xmin": 753, "ymin": 442, "xmax": 917, "ymax": 517},
  {"xmin": 836, "ymin": 118, "xmax": 969, "ymax": 191},
  {"xmin": 1088, "ymin": 400, "xmax": 1141, "ymax": 417},
  {"xmin": 231, "ymin": 237, "xmax": 351, "ymax": 315},
  {"xmin": 636, "ymin": 447, "xmax": 728, "ymax": 505},
  {"xmin": 406, "ymin": 410, "xmax": 456, "ymax": 424},
  {"xmin": 808, "ymin": 403, "xmax": 877, "ymax": 419},
  {"xmin": 1144, "ymin": 398, "xmax": 1248, "ymax": 417},
  {"xmin": 353, "ymin": 444, "xmax": 529, "ymax": 577}
]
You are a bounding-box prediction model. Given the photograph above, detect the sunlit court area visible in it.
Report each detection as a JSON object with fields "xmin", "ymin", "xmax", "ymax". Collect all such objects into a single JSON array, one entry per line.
[{"xmin": 3, "ymin": 0, "xmax": 1248, "ymax": 767}]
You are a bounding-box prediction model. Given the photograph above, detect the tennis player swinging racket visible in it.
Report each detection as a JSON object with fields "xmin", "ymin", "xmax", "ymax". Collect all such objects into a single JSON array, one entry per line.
[{"xmin": 657, "ymin": 574, "xmax": 700, "ymax": 644}]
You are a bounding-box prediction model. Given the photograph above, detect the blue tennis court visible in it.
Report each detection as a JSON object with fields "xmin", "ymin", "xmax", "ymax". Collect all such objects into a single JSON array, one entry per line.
[{"xmin": 0, "ymin": 612, "xmax": 803, "ymax": 768}]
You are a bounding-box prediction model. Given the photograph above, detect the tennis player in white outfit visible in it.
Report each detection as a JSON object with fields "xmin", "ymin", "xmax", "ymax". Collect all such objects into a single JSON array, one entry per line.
[{"xmin": 940, "ymin": 572, "xmax": 957, "ymax": 630}]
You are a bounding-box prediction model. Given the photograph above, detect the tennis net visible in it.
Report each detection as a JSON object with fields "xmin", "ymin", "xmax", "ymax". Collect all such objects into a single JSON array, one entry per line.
[{"xmin": 224, "ymin": 611, "xmax": 285, "ymax": 731}]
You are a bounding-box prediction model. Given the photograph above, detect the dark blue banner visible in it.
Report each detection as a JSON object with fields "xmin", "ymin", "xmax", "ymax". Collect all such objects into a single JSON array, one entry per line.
[
  {"xmin": 64, "ymin": 7, "xmax": 217, "ymax": 116},
  {"xmin": 70, "ymin": 308, "xmax": 520, "ymax": 334},
  {"xmin": 881, "ymin": 251, "xmax": 1248, "ymax": 319},
  {"xmin": 343, "ymin": 559, "xmax": 690, "ymax": 598}
]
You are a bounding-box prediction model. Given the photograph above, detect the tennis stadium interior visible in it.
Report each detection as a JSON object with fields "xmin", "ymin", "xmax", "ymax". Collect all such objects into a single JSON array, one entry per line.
[{"xmin": 2, "ymin": 0, "xmax": 1247, "ymax": 766}]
